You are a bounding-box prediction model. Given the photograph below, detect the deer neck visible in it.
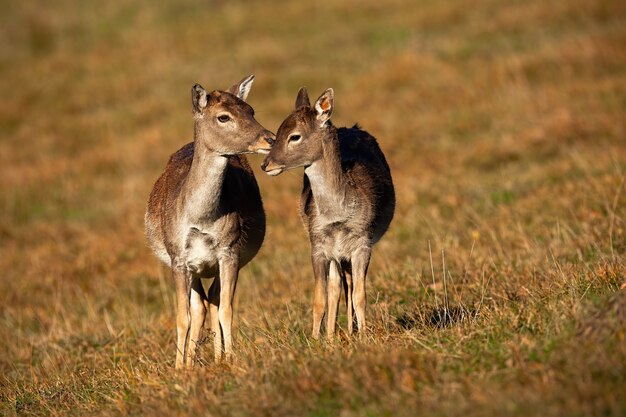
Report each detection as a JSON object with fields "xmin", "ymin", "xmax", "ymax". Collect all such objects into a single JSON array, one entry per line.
[
  {"xmin": 182, "ymin": 130, "xmax": 228, "ymax": 222},
  {"xmin": 304, "ymin": 128, "xmax": 348, "ymax": 218}
]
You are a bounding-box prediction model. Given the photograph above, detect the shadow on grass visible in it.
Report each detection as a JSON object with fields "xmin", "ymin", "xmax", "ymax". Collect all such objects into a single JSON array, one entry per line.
[{"xmin": 397, "ymin": 305, "xmax": 477, "ymax": 330}]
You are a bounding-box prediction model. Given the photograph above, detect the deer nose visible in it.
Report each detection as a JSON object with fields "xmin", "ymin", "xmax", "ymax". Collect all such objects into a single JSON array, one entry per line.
[
  {"xmin": 264, "ymin": 136, "xmax": 275, "ymax": 146},
  {"xmin": 261, "ymin": 159, "xmax": 269, "ymax": 171}
]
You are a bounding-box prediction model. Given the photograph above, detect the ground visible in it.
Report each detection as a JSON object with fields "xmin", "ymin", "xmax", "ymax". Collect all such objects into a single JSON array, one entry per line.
[{"xmin": 0, "ymin": 0, "xmax": 625, "ymax": 415}]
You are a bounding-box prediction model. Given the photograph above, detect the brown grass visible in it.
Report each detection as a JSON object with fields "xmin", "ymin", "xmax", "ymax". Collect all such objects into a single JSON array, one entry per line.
[{"xmin": 1, "ymin": 0, "xmax": 625, "ymax": 415}]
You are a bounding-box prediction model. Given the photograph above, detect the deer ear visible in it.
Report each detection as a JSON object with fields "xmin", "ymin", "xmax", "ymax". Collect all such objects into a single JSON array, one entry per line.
[
  {"xmin": 314, "ymin": 88, "xmax": 334, "ymax": 126},
  {"xmin": 295, "ymin": 87, "xmax": 310, "ymax": 109},
  {"xmin": 227, "ymin": 75, "xmax": 255, "ymax": 101},
  {"xmin": 192, "ymin": 84, "xmax": 208, "ymax": 115}
]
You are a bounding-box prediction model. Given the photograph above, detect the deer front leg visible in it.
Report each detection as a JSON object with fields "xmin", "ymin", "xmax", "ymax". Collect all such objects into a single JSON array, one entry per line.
[
  {"xmin": 326, "ymin": 260, "xmax": 341, "ymax": 339},
  {"xmin": 311, "ymin": 254, "xmax": 329, "ymax": 340},
  {"xmin": 351, "ymin": 247, "xmax": 371, "ymax": 334},
  {"xmin": 218, "ymin": 254, "xmax": 239, "ymax": 360},
  {"xmin": 208, "ymin": 277, "xmax": 222, "ymax": 363},
  {"xmin": 185, "ymin": 276, "xmax": 208, "ymax": 367},
  {"xmin": 172, "ymin": 266, "xmax": 191, "ymax": 369},
  {"xmin": 342, "ymin": 264, "xmax": 354, "ymax": 335}
]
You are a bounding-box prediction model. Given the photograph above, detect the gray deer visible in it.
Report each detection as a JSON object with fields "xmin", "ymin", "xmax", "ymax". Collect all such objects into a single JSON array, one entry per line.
[
  {"xmin": 145, "ymin": 76, "xmax": 275, "ymax": 367},
  {"xmin": 261, "ymin": 87, "xmax": 395, "ymax": 338}
]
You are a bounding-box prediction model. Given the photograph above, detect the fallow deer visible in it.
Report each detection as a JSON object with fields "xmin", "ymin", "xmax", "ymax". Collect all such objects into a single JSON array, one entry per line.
[
  {"xmin": 261, "ymin": 87, "xmax": 395, "ymax": 339},
  {"xmin": 145, "ymin": 75, "xmax": 275, "ymax": 368}
]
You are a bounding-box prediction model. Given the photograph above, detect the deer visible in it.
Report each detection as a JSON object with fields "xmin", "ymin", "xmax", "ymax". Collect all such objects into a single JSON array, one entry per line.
[
  {"xmin": 261, "ymin": 87, "xmax": 395, "ymax": 339},
  {"xmin": 144, "ymin": 75, "xmax": 275, "ymax": 368}
]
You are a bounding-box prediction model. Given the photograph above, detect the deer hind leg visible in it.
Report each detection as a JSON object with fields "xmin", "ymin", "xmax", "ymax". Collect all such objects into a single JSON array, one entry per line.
[
  {"xmin": 311, "ymin": 255, "xmax": 329, "ymax": 340},
  {"xmin": 185, "ymin": 277, "xmax": 208, "ymax": 367},
  {"xmin": 218, "ymin": 255, "xmax": 240, "ymax": 360},
  {"xmin": 351, "ymin": 247, "xmax": 371, "ymax": 335},
  {"xmin": 173, "ymin": 267, "xmax": 191, "ymax": 369},
  {"xmin": 341, "ymin": 261, "xmax": 354, "ymax": 335},
  {"xmin": 208, "ymin": 277, "xmax": 222, "ymax": 363},
  {"xmin": 326, "ymin": 260, "xmax": 341, "ymax": 339}
]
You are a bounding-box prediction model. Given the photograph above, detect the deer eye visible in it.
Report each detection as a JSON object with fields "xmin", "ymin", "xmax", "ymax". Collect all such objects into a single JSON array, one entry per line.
[
  {"xmin": 217, "ymin": 114, "xmax": 231, "ymax": 123},
  {"xmin": 288, "ymin": 134, "xmax": 302, "ymax": 143}
]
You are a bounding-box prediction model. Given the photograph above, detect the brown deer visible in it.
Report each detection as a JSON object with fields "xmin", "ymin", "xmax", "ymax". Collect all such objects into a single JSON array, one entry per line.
[
  {"xmin": 261, "ymin": 87, "xmax": 395, "ymax": 339},
  {"xmin": 145, "ymin": 75, "xmax": 275, "ymax": 368}
]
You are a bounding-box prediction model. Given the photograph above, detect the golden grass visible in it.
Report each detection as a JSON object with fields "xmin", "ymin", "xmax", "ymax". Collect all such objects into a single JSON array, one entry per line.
[{"xmin": 1, "ymin": 0, "xmax": 625, "ymax": 415}]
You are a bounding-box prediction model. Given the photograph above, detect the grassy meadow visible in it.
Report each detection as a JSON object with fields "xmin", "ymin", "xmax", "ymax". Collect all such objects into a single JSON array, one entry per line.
[{"xmin": 1, "ymin": 0, "xmax": 625, "ymax": 415}]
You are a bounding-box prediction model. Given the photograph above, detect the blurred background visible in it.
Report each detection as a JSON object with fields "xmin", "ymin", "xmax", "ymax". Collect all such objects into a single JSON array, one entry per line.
[{"xmin": 1, "ymin": 0, "xmax": 624, "ymax": 415}]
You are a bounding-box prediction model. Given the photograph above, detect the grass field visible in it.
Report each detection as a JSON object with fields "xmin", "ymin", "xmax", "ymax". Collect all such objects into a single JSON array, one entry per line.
[{"xmin": 1, "ymin": 0, "xmax": 625, "ymax": 415}]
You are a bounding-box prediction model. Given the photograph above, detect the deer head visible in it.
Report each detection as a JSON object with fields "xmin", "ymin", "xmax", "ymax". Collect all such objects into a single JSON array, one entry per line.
[
  {"xmin": 261, "ymin": 87, "xmax": 334, "ymax": 175},
  {"xmin": 192, "ymin": 75, "xmax": 275, "ymax": 155}
]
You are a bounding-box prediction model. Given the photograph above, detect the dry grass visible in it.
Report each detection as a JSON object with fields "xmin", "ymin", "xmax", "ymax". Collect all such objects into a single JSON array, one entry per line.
[{"xmin": 1, "ymin": 0, "xmax": 625, "ymax": 415}]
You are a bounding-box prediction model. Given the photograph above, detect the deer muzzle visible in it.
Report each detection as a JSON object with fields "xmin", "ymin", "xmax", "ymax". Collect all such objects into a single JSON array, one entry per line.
[
  {"xmin": 248, "ymin": 131, "xmax": 276, "ymax": 154},
  {"xmin": 261, "ymin": 158, "xmax": 284, "ymax": 176}
]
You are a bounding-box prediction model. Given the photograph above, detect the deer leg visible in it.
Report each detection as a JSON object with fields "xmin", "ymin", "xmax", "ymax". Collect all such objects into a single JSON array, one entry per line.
[
  {"xmin": 311, "ymin": 255, "xmax": 329, "ymax": 340},
  {"xmin": 342, "ymin": 263, "xmax": 354, "ymax": 335},
  {"xmin": 172, "ymin": 267, "xmax": 191, "ymax": 369},
  {"xmin": 185, "ymin": 276, "xmax": 207, "ymax": 367},
  {"xmin": 202, "ymin": 280, "xmax": 210, "ymax": 322},
  {"xmin": 351, "ymin": 247, "xmax": 371, "ymax": 335},
  {"xmin": 326, "ymin": 260, "xmax": 341, "ymax": 339},
  {"xmin": 208, "ymin": 277, "xmax": 222, "ymax": 363},
  {"xmin": 218, "ymin": 255, "xmax": 239, "ymax": 360}
]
